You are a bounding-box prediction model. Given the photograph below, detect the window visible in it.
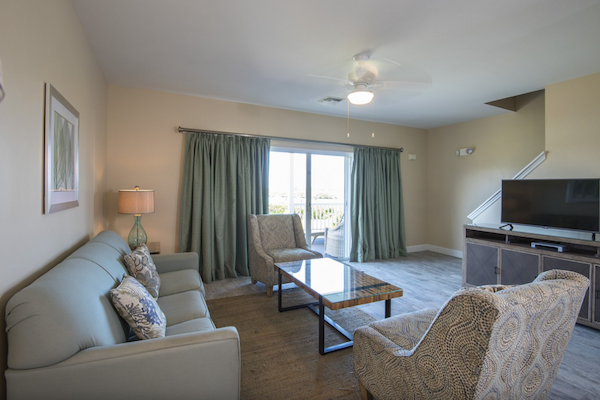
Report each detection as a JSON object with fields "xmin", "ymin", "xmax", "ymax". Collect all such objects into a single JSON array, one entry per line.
[{"xmin": 269, "ymin": 146, "xmax": 352, "ymax": 259}]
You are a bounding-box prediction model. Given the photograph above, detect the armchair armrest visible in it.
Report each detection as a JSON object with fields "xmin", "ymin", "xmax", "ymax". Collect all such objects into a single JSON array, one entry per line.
[
  {"xmin": 152, "ymin": 252, "xmax": 199, "ymax": 274},
  {"xmin": 247, "ymin": 215, "xmax": 275, "ymax": 266},
  {"xmin": 357, "ymin": 308, "xmax": 437, "ymax": 353},
  {"xmin": 6, "ymin": 327, "xmax": 241, "ymax": 400}
]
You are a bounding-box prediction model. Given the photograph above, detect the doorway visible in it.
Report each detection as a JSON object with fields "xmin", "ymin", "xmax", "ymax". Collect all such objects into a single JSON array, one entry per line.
[{"xmin": 268, "ymin": 150, "xmax": 351, "ymax": 259}]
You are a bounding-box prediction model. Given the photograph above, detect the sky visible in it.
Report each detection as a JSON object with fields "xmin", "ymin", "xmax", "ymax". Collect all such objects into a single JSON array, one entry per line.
[{"xmin": 269, "ymin": 152, "xmax": 345, "ymax": 201}]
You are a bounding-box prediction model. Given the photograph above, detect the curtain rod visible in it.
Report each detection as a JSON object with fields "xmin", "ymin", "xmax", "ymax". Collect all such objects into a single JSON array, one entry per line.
[{"xmin": 177, "ymin": 126, "xmax": 404, "ymax": 153}]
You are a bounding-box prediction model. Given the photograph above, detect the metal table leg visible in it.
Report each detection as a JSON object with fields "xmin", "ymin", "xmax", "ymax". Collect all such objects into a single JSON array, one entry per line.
[{"xmin": 385, "ymin": 298, "xmax": 392, "ymax": 318}]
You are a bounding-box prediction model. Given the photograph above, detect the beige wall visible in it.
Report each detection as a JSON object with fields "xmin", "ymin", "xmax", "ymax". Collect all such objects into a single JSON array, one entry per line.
[
  {"xmin": 426, "ymin": 91, "xmax": 546, "ymax": 252},
  {"xmin": 106, "ymin": 85, "xmax": 428, "ymax": 253},
  {"xmin": 0, "ymin": 1, "xmax": 108, "ymax": 396},
  {"xmin": 1, "ymin": 3, "xmax": 600, "ymax": 395},
  {"xmin": 533, "ymin": 72, "xmax": 600, "ymax": 178}
]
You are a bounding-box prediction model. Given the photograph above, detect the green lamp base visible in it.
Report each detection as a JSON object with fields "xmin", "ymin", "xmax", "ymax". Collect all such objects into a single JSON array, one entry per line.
[{"xmin": 127, "ymin": 215, "xmax": 148, "ymax": 250}]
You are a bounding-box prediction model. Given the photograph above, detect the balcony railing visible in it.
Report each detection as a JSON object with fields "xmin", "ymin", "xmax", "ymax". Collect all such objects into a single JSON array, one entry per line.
[{"xmin": 269, "ymin": 199, "xmax": 344, "ymax": 233}]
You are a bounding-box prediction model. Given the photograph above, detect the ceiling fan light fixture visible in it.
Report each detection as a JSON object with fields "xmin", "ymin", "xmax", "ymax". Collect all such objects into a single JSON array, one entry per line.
[{"xmin": 347, "ymin": 84, "xmax": 374, "ymax": 105}]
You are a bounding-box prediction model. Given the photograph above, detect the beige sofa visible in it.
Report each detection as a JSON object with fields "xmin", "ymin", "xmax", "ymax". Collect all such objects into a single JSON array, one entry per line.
[{"xmin": 5, "ymin": 230, "xmax": 240, "ymax": 400}]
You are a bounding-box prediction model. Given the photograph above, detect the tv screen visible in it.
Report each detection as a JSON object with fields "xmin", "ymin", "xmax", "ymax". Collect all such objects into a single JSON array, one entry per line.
[{"xmin": 501, "ymin": 179, "xmax": 600, "ymax": 233}]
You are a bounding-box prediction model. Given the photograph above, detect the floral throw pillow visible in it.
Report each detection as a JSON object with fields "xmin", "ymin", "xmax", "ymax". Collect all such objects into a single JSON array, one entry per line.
[
  {"xmin": 124, "ymin": 243, "xmax": 160, "ymax": 299},
  {"xmin": 110, "ymin": 275, "xmax": 167, "ymax": 340}
]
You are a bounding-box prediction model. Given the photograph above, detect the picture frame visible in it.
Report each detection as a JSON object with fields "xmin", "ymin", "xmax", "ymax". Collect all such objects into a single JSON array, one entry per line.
[{"xmin": 44, "ymin": 84, "xmax": 79, "ymax": 214}]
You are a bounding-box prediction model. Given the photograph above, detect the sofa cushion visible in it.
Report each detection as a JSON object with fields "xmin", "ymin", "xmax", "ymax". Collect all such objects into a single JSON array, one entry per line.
[
  {"xmin": 159, "ymin": 269, "xmax": 204, "ymax": 297},
  {"xmin": 110, "ymin": 276, "xmax": 167, "ymax": 340},
  {"xmin": 5, "ymin": 259, "xmax": 128, "ymax": 369},
  {"xmin": 67, "ymin": 241, "xmax": 129, "ymax": 283},
  {"xmin": 266, "ymin": 248, "xmax": 320, "ymax": 262},
  {"xmin": 158, "ymin": 291, "xmax": 209, "ymax": 326},
  {"xmin": 90, "ymin": 229, "xmax": 132, "ymax": 256},
  {"xmin": 124, "ymin": 244, "xmax": 160, "ymax": 299},
  {"xmin": 166, "ymin": 317, "xmax": 216, "ymax": 336}
]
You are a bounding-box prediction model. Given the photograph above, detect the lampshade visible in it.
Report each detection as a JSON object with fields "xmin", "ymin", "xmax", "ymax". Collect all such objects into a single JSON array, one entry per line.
[
  {"xmin": 118, "ymin": 186, "xmax": 155, "ymax": 215},
  {"xmin": 347, "ymin": 84, "xmax": 374, "ymax": 105}
]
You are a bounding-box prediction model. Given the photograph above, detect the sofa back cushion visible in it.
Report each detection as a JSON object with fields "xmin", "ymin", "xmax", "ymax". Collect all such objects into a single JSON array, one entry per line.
[
  {"xmin": 66, "ymin": 230, "xmax": 130, "ymax": 282},
  {"xmin": 91, "ymin": 229, "xmax": 132, "ymax": 255},
  {"xmin": 5, "ymin": 258, "xmax": 127, "ymax": 369},
  {"xmin": 256, "ymin": 214, "xmax": 298, "ymax": 250}
]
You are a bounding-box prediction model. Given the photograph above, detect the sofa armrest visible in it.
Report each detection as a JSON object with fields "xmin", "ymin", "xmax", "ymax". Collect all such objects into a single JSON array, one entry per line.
[
  {"xmin": 6, "ymin": 327, "xmax": 241, "ymax": 400},
  {"xmin": 152, "ymin": 252, "xmax": 199, "ymax": 274}
]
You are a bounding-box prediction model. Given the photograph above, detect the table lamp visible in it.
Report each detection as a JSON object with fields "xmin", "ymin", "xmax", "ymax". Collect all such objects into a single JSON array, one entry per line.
[{"xmin": 118, "ymin": 186, "xmax": 155, "ymax": 249}]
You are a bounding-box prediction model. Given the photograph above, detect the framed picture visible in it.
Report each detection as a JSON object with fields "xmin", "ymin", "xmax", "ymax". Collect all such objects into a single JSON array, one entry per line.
[{"xmin": 44, "ymin": 84, "xmax": 79, "ymax": 214}]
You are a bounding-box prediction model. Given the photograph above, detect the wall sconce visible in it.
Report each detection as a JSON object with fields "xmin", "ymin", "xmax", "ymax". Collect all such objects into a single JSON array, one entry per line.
[{"xmin": 456, "ymin": 147, "xmax": 475, "ymax": 156}]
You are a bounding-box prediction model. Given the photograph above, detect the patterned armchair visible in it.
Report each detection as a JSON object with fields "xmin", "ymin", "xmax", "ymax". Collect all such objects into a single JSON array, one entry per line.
[
  {"xmin": 353, "ymin": 269, "xmax": 589, "ymax": 400},
  {"xmin": 247, "ymin": 214, "xmax": 322, "ymax": 297}
]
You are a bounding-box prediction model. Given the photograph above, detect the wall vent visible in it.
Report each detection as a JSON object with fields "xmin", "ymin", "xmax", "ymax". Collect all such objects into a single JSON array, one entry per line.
[{"xmin": 317, "ymin": 96, "xmax": 344, "ymax": 104}]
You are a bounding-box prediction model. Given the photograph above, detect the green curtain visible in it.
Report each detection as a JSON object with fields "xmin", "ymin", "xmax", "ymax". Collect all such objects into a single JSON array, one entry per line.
[
  {"xmin": 179, "ymin": 132, "xmax": 270, "ymax": 282},
  {"xmin": 350, "ymin": 147, "xmax": 406, "ymax": 262}
]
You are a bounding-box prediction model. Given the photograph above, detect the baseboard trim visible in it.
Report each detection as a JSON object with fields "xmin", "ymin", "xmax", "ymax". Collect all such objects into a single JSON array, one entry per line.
[{"xmin": 407, "ymin": 244, "xmax": 463, "ymax": 259}]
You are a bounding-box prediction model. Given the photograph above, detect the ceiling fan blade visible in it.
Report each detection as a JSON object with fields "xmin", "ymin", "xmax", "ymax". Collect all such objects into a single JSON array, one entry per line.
[
  {"xmin": 378, "ymin": 80, "xmax": 432, "ymax": 91},
  {"xmin": 380, "ymin": 58, "xmax": 402, "ymax": 68},
  {"xmin": 307, "ymin": 74, "xmax": 350, "ymax": 84}
]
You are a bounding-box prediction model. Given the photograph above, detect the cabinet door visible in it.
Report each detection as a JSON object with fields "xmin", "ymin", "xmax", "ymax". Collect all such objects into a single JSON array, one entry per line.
[
  {"xmin": 465, "ymin": 242, "xmax": 498, "ymax": 286},
  {"xmin": 501, "ymin": 250, "xmax": 539, "ymax": 285},
  {"xmin": 594, "ymin": 265, "xmax": 600, "ymax": 322},
  {"xmin": 543, "ymin": 257, "xmax": 591, "ymax": 320}
]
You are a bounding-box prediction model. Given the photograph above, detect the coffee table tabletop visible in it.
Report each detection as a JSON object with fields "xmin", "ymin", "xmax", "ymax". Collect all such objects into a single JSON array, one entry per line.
[
  {"xmin": 275, "ymin": 257, "xmax": 403, "ymax": 310},
  {"xmin": 275, "ymin": 257, "xmax": 403, "ymax": 355}
]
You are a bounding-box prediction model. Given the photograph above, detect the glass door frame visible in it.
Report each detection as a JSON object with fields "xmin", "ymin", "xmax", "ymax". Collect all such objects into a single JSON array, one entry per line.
[{"xmin": 270, "ymin": 145, "xmax": 353, "ymax": 258}]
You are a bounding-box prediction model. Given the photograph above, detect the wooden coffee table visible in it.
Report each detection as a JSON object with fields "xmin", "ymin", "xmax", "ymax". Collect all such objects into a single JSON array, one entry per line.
[{"xmin": 275, "ymin": 257, "xmax": 403, "ymax": 355}]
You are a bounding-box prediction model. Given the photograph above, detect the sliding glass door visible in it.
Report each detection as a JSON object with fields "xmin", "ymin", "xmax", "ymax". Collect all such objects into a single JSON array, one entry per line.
[{"xmin": 269, "ymin": 150, "xmax": 351, "ymax": 258}]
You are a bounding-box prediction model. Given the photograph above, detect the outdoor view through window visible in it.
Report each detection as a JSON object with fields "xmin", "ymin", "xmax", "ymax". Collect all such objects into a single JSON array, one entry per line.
[{"xmin": 269, "ymin": 152, "xmax": 348, "ymax": 258}]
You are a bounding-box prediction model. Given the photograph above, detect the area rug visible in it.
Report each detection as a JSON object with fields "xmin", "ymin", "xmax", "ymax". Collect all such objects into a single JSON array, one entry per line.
[{"xmin": 206, "ymin": 288, "xmax": 377, "ymax": 400}]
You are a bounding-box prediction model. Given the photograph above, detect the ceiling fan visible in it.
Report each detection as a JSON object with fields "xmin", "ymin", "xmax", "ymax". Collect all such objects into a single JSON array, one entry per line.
[{"xmin": 309, "ymin": 52, "xmax": 431, "ymax": 106}]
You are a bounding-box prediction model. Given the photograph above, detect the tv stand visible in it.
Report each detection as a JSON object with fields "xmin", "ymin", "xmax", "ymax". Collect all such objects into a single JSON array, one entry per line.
[
  {"xmin": 530, "ymin": 242, "xmax": 570, "ymax": 253},
  {"xmin": 463, "ymin": 224, "xmax": 599, "ymax": 331}
]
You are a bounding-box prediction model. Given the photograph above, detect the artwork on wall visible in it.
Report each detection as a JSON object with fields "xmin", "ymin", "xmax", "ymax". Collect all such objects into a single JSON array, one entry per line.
[{"xmin": 44, "ymin": 83, "xmax": 79, "ymax": 214}]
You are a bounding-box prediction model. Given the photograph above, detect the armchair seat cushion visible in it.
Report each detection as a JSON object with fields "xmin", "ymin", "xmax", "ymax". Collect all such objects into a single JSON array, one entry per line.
[{"xmin": 266, "ymin": 248, "xmax": 320, "ymax": 263}]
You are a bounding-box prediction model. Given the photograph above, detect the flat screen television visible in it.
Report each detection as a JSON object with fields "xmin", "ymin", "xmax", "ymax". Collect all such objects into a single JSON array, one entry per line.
[{"xmin": 501, "ymin": 179, "xmax": 600, "ymax": 233}]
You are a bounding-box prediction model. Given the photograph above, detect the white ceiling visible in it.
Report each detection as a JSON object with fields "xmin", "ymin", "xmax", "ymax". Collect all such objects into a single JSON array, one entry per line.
[{"xmin": 70, "ymin": 0, "xmax": 600, "ymax": 129}]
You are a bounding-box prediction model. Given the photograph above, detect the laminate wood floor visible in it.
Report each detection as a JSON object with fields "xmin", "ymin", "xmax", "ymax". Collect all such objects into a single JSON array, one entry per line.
[{"xmin": 204, "ymin": 251, "xmax": 600, "ymax": 399}]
